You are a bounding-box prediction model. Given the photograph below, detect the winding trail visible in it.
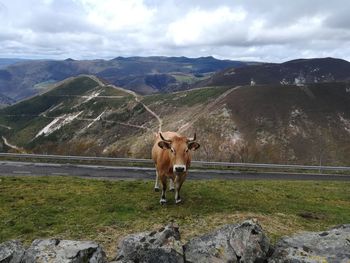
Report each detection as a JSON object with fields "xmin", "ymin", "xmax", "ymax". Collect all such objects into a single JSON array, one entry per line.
[
  {"xmin": 46, "ymin": 95, "xmax": 124, "ymax": 99},
  {"xmin": 1, "ymin": 136, "xmax": 24, "ymax": 152},
  {"xmin": 86, "ymin": 75, "xmax": 163, "ymax": 133},
  {"xmin": 78, "ymin": 116, "xmax": 149, "ymax": 131},
  {"xmin": 0, "ymin": 124, "xmax": 11, "ymax": 130},
  {"xmin": 135, "ymin": 96, "xmax": 163, "ymax": 133}
]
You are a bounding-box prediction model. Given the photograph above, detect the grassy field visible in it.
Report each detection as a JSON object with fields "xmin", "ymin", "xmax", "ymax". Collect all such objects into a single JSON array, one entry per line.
[
  {"xmin": 141, "ymin": 86, "xmax": 231, "ymax": 107},
  {"xmin": 0, "ymin": 176, "xmax": 349, "ymax": 259}
]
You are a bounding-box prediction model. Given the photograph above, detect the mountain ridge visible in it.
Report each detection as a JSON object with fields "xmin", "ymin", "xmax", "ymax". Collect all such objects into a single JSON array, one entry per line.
[{"xmin": 196, "ymin": 57, "xmax": 350, "ymax": 88}]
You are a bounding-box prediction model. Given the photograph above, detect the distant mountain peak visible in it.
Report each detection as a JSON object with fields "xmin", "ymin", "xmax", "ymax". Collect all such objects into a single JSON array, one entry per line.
[{"xmin": 283, "ymin": 57, "xmax": 349, "ymax": 64}]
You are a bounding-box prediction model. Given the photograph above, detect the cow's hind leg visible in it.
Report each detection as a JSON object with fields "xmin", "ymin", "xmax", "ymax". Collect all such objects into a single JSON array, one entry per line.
[
  {"xmin": 160, "ymin": 175, "xmax": 167, "ymax": 205},
  {"xmin": 154, "ymin": 169, "xmax": 160, "ymax": 192}
]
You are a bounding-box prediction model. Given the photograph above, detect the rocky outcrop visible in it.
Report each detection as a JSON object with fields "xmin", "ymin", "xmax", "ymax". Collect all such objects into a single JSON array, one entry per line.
[
  {"xmin": 184, "ymin": 220, "xmax": 272, "ymax": 263},
  {"xmin": 114, "ymin": 223, "xmax": 184, "ymax": 263},
  {"xmin": 114, "ymin": 220, "xmax": 272, "ymax": 263},
  {"xmin": 269, "ymin": 224, "xmax": 350, "ymax": 263},
  {"xmin": 1, "ymin": 221, "xmax": 349, "ymax": 263},
  {"xmin": 22, "ymin": 239, "xmax": 106, "ymax": 263},
  {"xmin": 0, "ymin": 240, "xmax": 25, "ymax": 263}
]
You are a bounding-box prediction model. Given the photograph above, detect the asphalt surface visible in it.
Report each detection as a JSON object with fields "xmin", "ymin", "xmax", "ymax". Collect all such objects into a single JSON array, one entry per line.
[{"xmin": 1, "ymin": 161, "xmax": 350, "ymax": 181}]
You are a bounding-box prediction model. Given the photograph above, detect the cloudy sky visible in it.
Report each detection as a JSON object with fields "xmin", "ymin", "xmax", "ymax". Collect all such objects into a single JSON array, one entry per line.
[{"xmin": 1, "ymin": 0, "xmax": 350, "ymax": 62}]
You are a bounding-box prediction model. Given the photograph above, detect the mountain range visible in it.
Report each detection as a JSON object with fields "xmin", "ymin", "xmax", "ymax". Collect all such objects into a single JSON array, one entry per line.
[
  {"xmin": 1, "ymin": 56, "xmax": 350, "ymax": 103},
  {"xmin": 0, "ymin": 56, "xmax": 248, "ymax": 100}
]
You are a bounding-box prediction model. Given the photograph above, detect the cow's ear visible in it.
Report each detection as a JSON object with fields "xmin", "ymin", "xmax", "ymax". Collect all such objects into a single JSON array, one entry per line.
[
  {"xmin": 158, "ymin": 141, "xmax": 171, "ymax": 149},
  {"xmin": 188, "ymin": 142, "xmax": 200, "ymax": 151}
]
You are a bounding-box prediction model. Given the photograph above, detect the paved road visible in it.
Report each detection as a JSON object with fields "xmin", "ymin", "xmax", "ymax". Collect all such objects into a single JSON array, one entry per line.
[{"xmin": 1, "ymin": 161, "xmax": 350, "ymax": 181}]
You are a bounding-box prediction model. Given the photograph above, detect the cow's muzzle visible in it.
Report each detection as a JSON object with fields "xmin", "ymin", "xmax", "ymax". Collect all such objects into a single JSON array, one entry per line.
[{"xmin": 173, "ymin": 165, "xmax": 186, "ymax": 173}]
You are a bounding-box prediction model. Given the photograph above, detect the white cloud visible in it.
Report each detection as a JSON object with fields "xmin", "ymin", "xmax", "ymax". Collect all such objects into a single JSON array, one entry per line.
[
  {"xmin": 167, "ymin": 6, "xmax": 246, "ymax": 46},
  {"xmin": 76, "ymin": 0, "xmax": 156, "ymax": 31},
  {"xmin": 246, "ymin": 15, "xmax": 328, "ymax": 45},
  {"xmin": 0, "ymin": 0, "xmax": 350, "ymax": 61}
]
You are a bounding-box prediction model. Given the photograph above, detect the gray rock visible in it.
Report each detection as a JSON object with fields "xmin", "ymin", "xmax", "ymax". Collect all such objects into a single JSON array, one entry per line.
[
  {"xmin": 184, "ymin": 220, "xmax": 272, "ymax": 263},
  {"xmin": 115, "ymin": 223, "xmax": 184, "ymax": 263},
  {"xmin": 0, "ymin": 240, "xmax": 25, "ymax": 263},
  {"xmin": 269, "ymin": 224, "xmax": 350, "ymax": 263},
  {"xmin": 22, "ymin": 239, "xmax": 106, "ymax": 263}
]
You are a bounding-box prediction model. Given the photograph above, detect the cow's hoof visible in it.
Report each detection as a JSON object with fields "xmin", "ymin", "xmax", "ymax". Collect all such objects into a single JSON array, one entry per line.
[
  {"xmin": 175, "ymin": 199, "xmax": 182, "ymax": 204},
  {"xmin": 154, "ymin": 187, "xmax": 160, "ymax": 192},
  {"xmin": 169, "ymin": 188, "xmax": 175, "ymax": 192},
  {"xmin": 160, "ymin": 198, "xmax": 167, "ymax": 205}
]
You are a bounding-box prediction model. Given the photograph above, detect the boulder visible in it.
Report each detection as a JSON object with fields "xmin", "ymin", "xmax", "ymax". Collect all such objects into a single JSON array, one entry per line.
[
  {"xmin": 0, "ymin": 240, "xmax": 25, "ymax": 263},
  {"xmin": 21, "ymin": 239, "xmax": 106, "ymax": 263},
  {"xmin": 184, "ymin": 220, "xmax": 272, "ymax": 263},
  {"xmin": 115, "ymin": 223, "xmax": 184, "ymax": 263},
  {"xmin": 269, "ymin": 224, "xmax": 350, "ymax": 263}
]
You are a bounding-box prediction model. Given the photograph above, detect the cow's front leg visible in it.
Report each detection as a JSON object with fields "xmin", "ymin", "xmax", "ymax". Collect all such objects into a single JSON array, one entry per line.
[
  {"xmin": 174, "ymin": 173, "xmax": 186, "ymax": 204},
  {"xmin": 160, "ymin": 175, "xmax": 167, "ymax": 205},
  {"xmin": 169, "ymin": 178, "xmax": 175, "ymax": 192},
  {"xmin": 154, "ymin": 169, "xmax": 160, "ymax": 192}
]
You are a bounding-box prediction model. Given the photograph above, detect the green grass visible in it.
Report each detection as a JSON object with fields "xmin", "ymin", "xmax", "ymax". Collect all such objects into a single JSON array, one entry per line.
[
  {"xmin": 9, "ymin": 117, "xmax": 51, "ymax": 146},
  {"xmin": 0, "ymin": 176, "xmax": 349, "ymax": 258},
  {"xmin": 33, "ymin": 80, "xmax": 56, "ymax": 91},
  {"xmin": 48, "ymin": 77, "xmax": 98, "ymax": 96},
  {"xmin": 99, "ymin": 86, "xmax": 132, "ymax": 97},
  {"xmin": 141, "ymin": 86, "xmax": 231, "ymax": 107},
  {"xmin": 171, "ymin": 73, "xmax": 210, "ymax": 84}
]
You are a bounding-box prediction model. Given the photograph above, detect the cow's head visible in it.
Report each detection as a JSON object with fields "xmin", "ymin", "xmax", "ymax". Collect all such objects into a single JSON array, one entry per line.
[{"xmin": 158, "ymin": 133, "xmax": 200, "ymax": 174}]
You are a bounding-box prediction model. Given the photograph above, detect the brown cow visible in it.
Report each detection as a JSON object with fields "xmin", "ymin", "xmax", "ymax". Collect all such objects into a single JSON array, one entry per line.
[{"xmin": 151, "ymin": 131, "xmax": 200, "ymax": 204}]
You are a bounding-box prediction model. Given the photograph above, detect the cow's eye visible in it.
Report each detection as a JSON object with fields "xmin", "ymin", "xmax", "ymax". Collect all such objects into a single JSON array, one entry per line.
[
  {"xmin": 170, "ymin": 148, "xmax": 175, "ymax": 154},
  {"xmin": 185, "ymin": 148, "xmax": 189, "ymax": 153}
]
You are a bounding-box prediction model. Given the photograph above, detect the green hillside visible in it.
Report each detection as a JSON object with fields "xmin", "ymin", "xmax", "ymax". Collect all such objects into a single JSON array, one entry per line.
[{"xmin": 0, "ymin": 76, "xmax": 153, "ymax": 156}]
